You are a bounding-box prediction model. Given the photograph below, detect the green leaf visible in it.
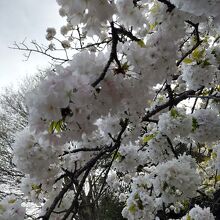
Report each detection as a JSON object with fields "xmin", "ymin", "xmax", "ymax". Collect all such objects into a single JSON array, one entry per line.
[
  {"xmin": 162, "ymin": 182, "xmax": 168, "ymax": 191},
  {"xmin": 137, "ymin": 199, "xmax": 144, "ymax": 210},
  {"xmin": 8, "ymin": 199, "xmax": 16, "ymax": 204},
  {"xmin": 114, "ymin": 152, "xmax": 125, "ymax": 162},
  {"xmin": 192, "ymin": 48, "xmax": 205, "ymax": 61},
  {"xmin": 215, "ymin": 175, "xmax": 220, "ymax": 182},
  {"xmin": 134, "ymin": 193, "xmax": 139, "ymax": 200},
  {"xmin": 122, "ymin": 62, "xmax": 129, "ymax": 71},
  {"xmin": 192, "ymin": 117, "xmax": 199, "ymax": 132},
  {"xmin": 182, "ymin": 200, "xmax": 190, "ymax": 209},
  {"xmin": 0, "ymin": 204, "xmax": 5, "ymax": 214},
  {"xmin": 216, "ymin": 85, "xmax": 220, "ymax": 92},
  {"xmin": 49, "ymin": 120, "xmax": 63, "ymax": 133},
  {"xmin": 170, "ymin": 108, "xmax": 181, "ymax": 118},
  {"xmin": 212, "ymin": 152, "xmax": 217, "ymax": 159},
  {"xmin": 183, "ymin": 58, "xmax": 194, "ymax": 64},
  {"xmin": 142, "ymin": 133, "xmax": 156, "ymax": 144},
  {"xmin": 149, "ymin": 22, "xmax": 158, "ymax": 31},
  {"xmin": 186, "ymin": 214, "xmax": 191, "ymax": 220},
  {"xmin": 201, "ymin": 59, "xmax": 211, "ymax": 67},
  {"xmin": 137, "ymin": 40, "xmax": 145, "ymax": 48},
  {"xmin": 128, "ymin": 203, "xmax": 137, "ymax": 214},
  {"xmin": 32, "ymin": 184, "xmax": 42, "ymax": 194},
  {"xmin": 49, "ymin": 121, "xmax": 56, "ymax": 133},
  {"xmin": 31, "ymin": 184, "xmax": 41, "ymax": 190},
  {"xmin": 202, "ymin": 88, "xmax": 210, "ymax": 96},
  {"xmin": 56, "ymin": 120, "xmax": 63, "ymax": 132}
]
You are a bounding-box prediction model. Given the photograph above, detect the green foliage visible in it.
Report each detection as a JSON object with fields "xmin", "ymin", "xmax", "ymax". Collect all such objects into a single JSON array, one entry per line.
[
  {"xmin": 201, "ymin": 59, "xmax": 211, "ymax": 67},
  {"xmin": 137, "ymin": 40, "xmax": 145, "ymax": 48},
  {"xmin": 186, "ymin": 214, "xmax": 191, "ymax": 220},
  {"xmin": 114, "ymin": 151, "xmax": 125, "ymax": 162},
  {"xmin": 121, "ymin": 62, "xmax": 129, "ymax": 71},
  {"xmin": 0, "ymin": 204, "xmax": 5, "ymax": 214},
  {"xmin": 183, "ymin": 47, "xmax": 208, "ymax": 65},
  {"xmin": 48, "ymin": 119, "xmax": 64, "ymax": 133},
  {"xmin": 192, "ymin": 48, "xmax": 205, "ymax": 61},
  {"xmin": 128, "ymin": 203, "xmax": 137, "ymax": 214},
  {"xmin": 98, "ymin": 193, "xmax": 126, "ymax": 220},
  {"xmin": 192, "ymin": 117, "xmax": 199, "ymax": 132},
  {"xmin": 142, "ymin": 133, "xmax": 157, "ymax": 144},
  {"xmin": 170, "ymin": 108, "xmax": 182, "ymax": 118},
  {"xmin": 183, "ymin": 58, "xmax": 194, "ymax": 64}
]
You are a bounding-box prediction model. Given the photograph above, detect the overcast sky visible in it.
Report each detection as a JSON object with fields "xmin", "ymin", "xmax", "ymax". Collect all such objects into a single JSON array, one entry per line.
[{"xmin": 0, "ymin": 0, "xmax": 65, "ymax": 89}]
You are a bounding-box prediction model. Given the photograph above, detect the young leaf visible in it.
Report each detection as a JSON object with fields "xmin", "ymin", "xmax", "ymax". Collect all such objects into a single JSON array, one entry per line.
[
  {"xmin": 183, "ymin": 58, "xmax": 194, "ymax": 64},
  {"xmin": 192, "ymin": 117, "xmax": 199, "ymax": 132},
  {"xmin": 137, "ymin": 40, "xmax": 145, "ymax": 48},
  {"xmin": 142, "ymin": 133, "xmax": 156, "ymax": 144}
]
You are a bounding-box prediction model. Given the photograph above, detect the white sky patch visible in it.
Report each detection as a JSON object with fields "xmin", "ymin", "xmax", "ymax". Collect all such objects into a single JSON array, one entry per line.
[{"xmin": 0, "ymin": 0, "xmax": 65, "ymax": 89}]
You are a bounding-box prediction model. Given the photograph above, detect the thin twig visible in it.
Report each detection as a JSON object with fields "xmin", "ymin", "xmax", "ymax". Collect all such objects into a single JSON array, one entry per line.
[{"xmin": 177, "ymin": 21, "xmax": 203, "ymax": 66}]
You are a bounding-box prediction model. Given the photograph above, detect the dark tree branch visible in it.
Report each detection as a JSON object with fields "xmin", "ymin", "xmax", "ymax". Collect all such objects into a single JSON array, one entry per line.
[
  {"xmin": 188, "ymin": 94, "xmax": 220, "ymax": 100},
  {"xmin": 91, "ymin": 22, "xmax": 141, "ymax": 87},
  {"xmin": 62, "ymin": 167, "xmax": 91, "ymax": 220},
  {"xmin": 191, "ymin": 87, "xmax": 204, "ymax": 113},
  {"xmin": 41, "ymin": 178, "xmax": 75, "ymax": 220},
  {"xmin": 41, "ymin": 119, "xmax": 129, "ymax": 220},
  {"xmin": 115, "ymin": 26, "xmax": 141, "ymax": 42},
  {"xmin": 91, "ymin": 22, "xmax": 120, "ymax": 87},
  {"xmin": 96, "ymin": 147, "xmax": 120, "ymax": 201},
  {"xmin": 166, "ymin": 135, "xmax": 178, "ymax": 159},
  {"xmin": 177, "ymin": 21, "xmax": 203, "ymax": 66},
  {"xmin": 61, "ymin": 147, "xmax": 102, "ymax": 157},
  {"xmin": 133, "ymin": 0, "xmax": 141, "ymax": 7},
  {"xmin": 142, "ymin": 90, "xmax": 196, "ymax": 121},
  {"xmin": 165, "ymin": 84, "xmax": 174, "ymax": 110}
]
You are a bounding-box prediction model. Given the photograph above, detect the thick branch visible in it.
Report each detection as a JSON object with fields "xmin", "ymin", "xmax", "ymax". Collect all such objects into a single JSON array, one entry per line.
[
  {"xmin": 91, "ymin": 22, "xmax": 119, "ymax": 87},
  {"xmin": 91, "ymin": 23, "xmax": 141, "ymax": 87},
  {"xmin": 61, "ymin": 147, "xmax": 102, "ymax": 157},
  {"xmin": 41, "ymin": 179, "xmax": 75, "ymax": 220},
  {"xmin": 115, "ymin": 27, "xmax": 140, "ymax": 42},
  {"xmin": 142, "ymin": 90, "xmax": 195, "ymax": 121}
]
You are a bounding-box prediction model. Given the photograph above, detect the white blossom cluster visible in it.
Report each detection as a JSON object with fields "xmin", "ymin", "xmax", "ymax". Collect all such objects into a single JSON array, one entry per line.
[
  {"xmin": 182, "ymin": 64, "xmax": 218, "ymax": 90},
  {"xmin": 146, "ymin": 133, "xmax": 175, "ymax": 163},
  {"xmin": 113, "ymin": 142, "xmax": 148, "ymax": 173},
  {"xmin": 190, "ymin": 109, "xmax": 220, "ymax": 143},
  {"xmin": 56, "ymin": 0, "xmax": 116, "ymax": 35},
  {"xmin": 170, "ymin": 0, "xmax": 220, "ymax": 20},
  {"xmin": 0, "ymin": 196, "xmax": 25, "ymax": 220},
  {"xmin": 12, "ymin": 128, "xmax": 60, "ymax": 184},
  {"xmin": 181, "ymin": 205, "xmax": 215, "ymax": 220},
  {"xmin": 121, "ymin": 175, "xmax": 157, "ymax": 220},
  {"xmin": 158, "ymin": 108, "xmax": 192, "ymax": 140},
  {"xmin": 152, "ymin": 154, "xmax": 201, "ymax": 204}
]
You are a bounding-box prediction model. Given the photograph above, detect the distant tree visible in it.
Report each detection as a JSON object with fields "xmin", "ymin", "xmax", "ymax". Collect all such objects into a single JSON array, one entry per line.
[
  {"xmin": 0, "ymin": 86, "xmax": 27, "ymax": 196},
  {"xmin": 0, "ymin": 74, "xmax": 125, "ymax": 219}
]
